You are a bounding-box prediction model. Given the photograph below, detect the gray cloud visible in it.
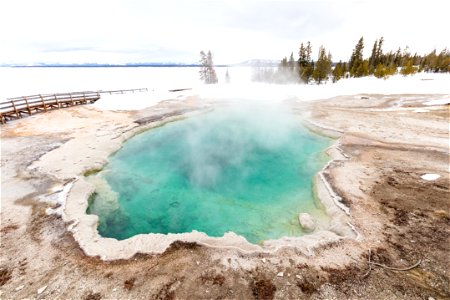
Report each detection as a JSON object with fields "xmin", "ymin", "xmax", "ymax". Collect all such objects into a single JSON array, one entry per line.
[{"xmin": 1, "ymin": 0, "xmax": 448, "ymax": 64}]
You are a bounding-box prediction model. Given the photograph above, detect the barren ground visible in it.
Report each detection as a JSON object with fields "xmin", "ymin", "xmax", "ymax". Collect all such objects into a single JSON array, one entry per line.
[{"xmin": 1, "ymin": 94, "xmax": 449, "ymax": 299}]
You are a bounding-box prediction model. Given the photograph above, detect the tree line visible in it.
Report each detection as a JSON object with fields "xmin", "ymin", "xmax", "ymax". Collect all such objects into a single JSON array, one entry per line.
[{"xmin": 254, "ymin": 37, "xmax": 450, "ymax": 84}]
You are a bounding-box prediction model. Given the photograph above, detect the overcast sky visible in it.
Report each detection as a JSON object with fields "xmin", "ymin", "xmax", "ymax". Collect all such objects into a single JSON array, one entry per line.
[{"xmin": 1, "ymin": 0, "xmax": 449, "ymax": 65}]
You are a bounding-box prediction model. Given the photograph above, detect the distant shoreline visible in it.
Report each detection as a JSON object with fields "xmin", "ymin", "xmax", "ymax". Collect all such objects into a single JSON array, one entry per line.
[
  {"xmin": 0, "ymin": 60, "xmax": 280, "ymax": 68},
  {"xmin": 2, "ymin": 64, "xmax": 220, "ymax": 68}
]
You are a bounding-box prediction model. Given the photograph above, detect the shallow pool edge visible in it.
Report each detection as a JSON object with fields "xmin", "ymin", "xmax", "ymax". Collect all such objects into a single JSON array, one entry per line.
[{"xmin": 43, "ymin": 107, "xmax": 359, "ymax": 261}]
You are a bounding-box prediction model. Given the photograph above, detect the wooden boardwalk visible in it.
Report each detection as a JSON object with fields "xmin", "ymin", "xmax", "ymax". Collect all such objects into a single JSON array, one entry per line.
[{"xmin": 0, "ymin": 88, "xmax": 147, "ymax": 124}]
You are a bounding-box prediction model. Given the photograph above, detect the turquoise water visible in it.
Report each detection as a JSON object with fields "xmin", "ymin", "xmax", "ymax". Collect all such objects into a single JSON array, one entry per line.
[{"xmin": 87, "ymin": 105, "xmax": 331, "ymax": 244}]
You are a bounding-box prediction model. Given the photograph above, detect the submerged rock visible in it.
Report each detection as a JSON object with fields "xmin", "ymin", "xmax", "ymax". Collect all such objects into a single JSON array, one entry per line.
[{"xmin": 298, "ymin": 213, "xmax": 316, "ymax": 232}]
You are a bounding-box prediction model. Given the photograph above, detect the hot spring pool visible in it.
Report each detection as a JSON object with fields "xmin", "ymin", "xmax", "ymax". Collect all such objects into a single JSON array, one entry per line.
[{"xmin": 86, "ymin": 105, "xmax": 332, "ymax": 244}]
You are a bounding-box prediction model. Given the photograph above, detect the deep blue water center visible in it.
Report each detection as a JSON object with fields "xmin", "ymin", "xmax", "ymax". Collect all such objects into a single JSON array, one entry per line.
[{"xmin": 87, "ymin": 105, "xmax": 331, "ymax": 243}]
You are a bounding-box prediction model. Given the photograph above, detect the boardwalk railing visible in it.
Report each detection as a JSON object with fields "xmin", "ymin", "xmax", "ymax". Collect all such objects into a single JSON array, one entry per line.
[
  {"xmin": 0, "ymin": 88, "xmax": 148, "ymax": 124},
  {"xmin": 98, "ymin": 88, "xmax": 148, "ymax": 95}
]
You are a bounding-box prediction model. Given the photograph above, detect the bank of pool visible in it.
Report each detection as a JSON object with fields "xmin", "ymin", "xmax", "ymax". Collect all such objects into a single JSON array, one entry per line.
[{"xmin": 87, "ymin": 105, "xmax": 332, "ymax": 244}]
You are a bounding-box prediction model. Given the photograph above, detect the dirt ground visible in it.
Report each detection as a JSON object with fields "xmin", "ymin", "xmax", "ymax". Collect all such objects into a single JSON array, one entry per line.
[{"xmin": 1, "ymin": 94, "xmax": 449, "ymax": 299}]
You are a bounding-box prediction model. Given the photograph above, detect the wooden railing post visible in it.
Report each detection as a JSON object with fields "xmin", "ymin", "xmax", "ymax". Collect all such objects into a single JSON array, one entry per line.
[
  {"xmin": 11, "ymin": 100, "xmax": 19, "ymax": 118},
  {"xmin": 54, "ymin": 94, "xmax": 60, "ymax": 108},
  {"xmin": 39, "ymin": 95, "xmax": 47, "ymax": 112},
  {"xmin": 24, "ymin": 96, "xmax": 31, "ymax": 115}
]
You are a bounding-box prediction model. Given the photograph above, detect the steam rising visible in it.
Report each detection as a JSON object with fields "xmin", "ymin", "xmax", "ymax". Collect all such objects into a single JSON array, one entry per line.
[
  {"xmin": 87, "ymin": 98, "xmax": 333, "ymax": 242},
  {"xmin": 182, "ymin": 102, "xmax": 300, "ymax": 189}
]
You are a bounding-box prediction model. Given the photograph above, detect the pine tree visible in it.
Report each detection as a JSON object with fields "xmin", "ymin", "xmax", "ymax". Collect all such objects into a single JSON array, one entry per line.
[
  {"xmin": 298, "ymin": 42, "xmax": 314, "ymax": 83},
  {"xmin": 199, "ymin": 50, "xmax": 218, "ymax": 84},
  {"xmin": 332, "ymin": 60, "xmax": 345, "ymax": 83},
  {"xmin": 439, "ymin": 49, "xmax": 450, "ymax": 72},
  {"xmin": 394, "ymin": 47, "xmax": 402, "ymax": 67},
  {"xmin": 199, "ymin": 51, "xmax": 208, "ymax": 83},
  {"xmin": 400, "ymin": 58, "xmax": 418, "ymax": 76},
  {"xmin": 277, "ymin": 56, "xmax": 297, "ymax": 83},
  {"xmin": 374, "ymin": 63, "xmax": 392, "ymax": 79},
  {"xmin": 376, "ymin": 37, "xmax": 384, "ymax": 65},
  {"xmin": 313, "ymin": 46, "xmax": 332, "ymax": 84},
  {"xmin": 419, "ymin": 48, "xmax": 450, "ymax": 73},
  {"xmin": 349, "ymin": 37, "xmax": 365, "ymax": 77},
  {"xmin": 374, "ymin": 64, "xmax": 385, "ymax": 79},
  {"xmin": 356, "ymin": 59, "xmax": 369, "ymax": 77},
  {"xmin": 207, "ymin": 51, "xmax": 218, "ymax": 84},
  {"xmin": 280, "ymin": 57, "xmax": 289, "ymax": 70},
  {"xmin": 342, "ymin": 62, "xmax": 349, "ymax": 78},
  {"xmin": 423, "ymin": 49, "xmax": 436, "ymax": 72},
  {"xmin": 400, "ymin": 46, "xmax": 411, "ymax": 68},
  {"xmin": 386, "ymin": 64, "xmax": 398, "ymax": 76},
  {"xmin": 368, "ymin": 37, "xmax": 386, "ymax": 74},
  {"xmin": 369, "ymin": 39, "xmax": 378, "ymax": 73},
  {"xmin": 225, "ymin": 68, "xmax": 230, "ymax": 83},
  {"xmin": 288, "ymin": 52, "xmax": 295, "ymax": 73},
  {"xmin": 412, "ymin": 53, "xmax": 421, "ymax": 66},
  {"xmin": 426, "ymin": 48, "xmax": 450, "ymax": 72}
]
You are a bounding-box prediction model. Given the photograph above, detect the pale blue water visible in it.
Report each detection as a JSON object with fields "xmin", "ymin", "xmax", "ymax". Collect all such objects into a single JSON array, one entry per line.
[{"xmin": 87, "ymin": 105, "xmax": 331, "ymax": 244}]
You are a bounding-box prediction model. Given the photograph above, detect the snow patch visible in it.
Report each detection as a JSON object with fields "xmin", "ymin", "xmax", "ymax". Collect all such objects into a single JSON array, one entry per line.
[
  {"xmin": 92, "ymin": 89, "xmax": 194, "ymax": 110},
  {"xmin": 45, "ymin": 178, "xmax": 78, "ymax": 215},
  {"xmin": 423, "ymin": 98, "xmax": 450, "ymax": 106},
  {"xmin": 420, "ymin": 174, "xmax": 441, "ymax": 181},
  {"xmin": 1, "ymin": 67, "xmax": 449, "ymax": 111}
]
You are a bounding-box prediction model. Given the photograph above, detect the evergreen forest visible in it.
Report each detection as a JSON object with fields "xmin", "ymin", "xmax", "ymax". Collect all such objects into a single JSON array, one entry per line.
[{"xmin": 253, "ymin": 37, "xmax": 450, "ymax": 84}]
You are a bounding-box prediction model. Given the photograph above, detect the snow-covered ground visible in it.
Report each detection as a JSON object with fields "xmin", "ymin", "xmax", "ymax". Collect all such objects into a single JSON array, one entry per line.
[{"xmin": 0, "ymin": 66, "xmax": 449, "ymax": 110}]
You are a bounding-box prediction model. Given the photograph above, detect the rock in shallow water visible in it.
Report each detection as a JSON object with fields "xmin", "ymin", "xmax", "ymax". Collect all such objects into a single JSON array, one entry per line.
[{"xmin": 298, "ymin": 213, "xmax": 316, "ymax": 232}]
